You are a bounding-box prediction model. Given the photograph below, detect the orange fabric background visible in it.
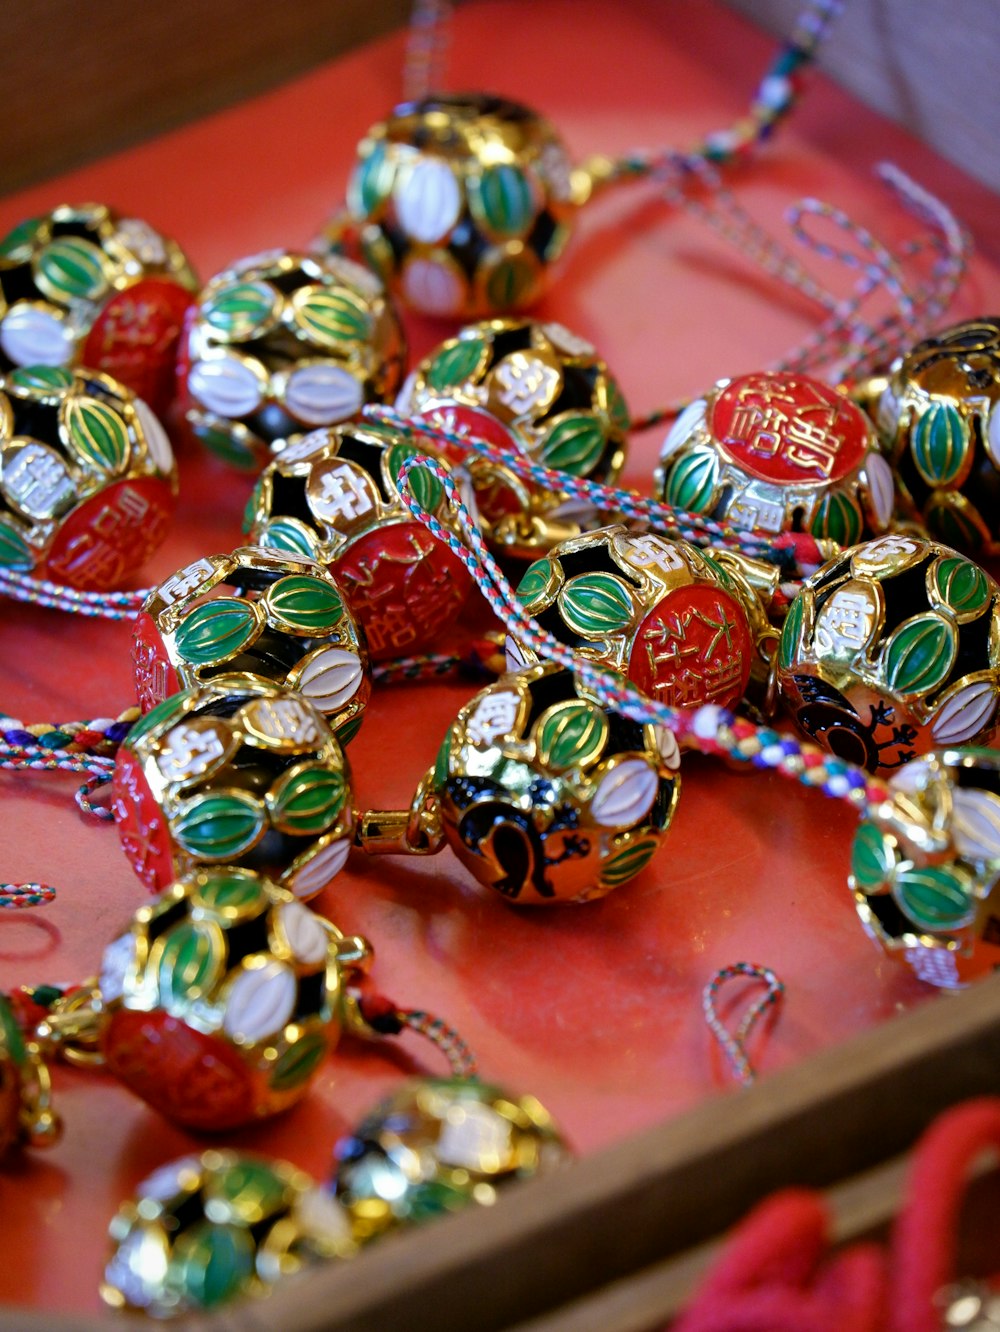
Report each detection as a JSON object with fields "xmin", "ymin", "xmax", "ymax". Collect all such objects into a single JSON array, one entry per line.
[{"xmin": 2, "ymin": 0, "xmax": 999, "ymax": 1314}]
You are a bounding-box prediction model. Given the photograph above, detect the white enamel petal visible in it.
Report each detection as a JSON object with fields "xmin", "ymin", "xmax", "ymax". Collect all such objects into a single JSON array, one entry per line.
[
  {"xmin": 888, "ymin": 756, "xmax": 933, "ymax": 795},
  {"xmin": 395, "ymin": 158, "xmax": 462, "ymax": 243},
  {"xmin": 548, "ymin": 497, "xmax": 600, "ymax": 524},
  {"xmin": 285, "ymin": 364, "xmax": 363, "ymax": 425},
  {"xmin": 505, "ymin": 635, "xmax": 528, "ymax": 671},
  {"xmin": 1, "ymin": 305, "xmax": 74, "ymax": 366},
  {"xmin": 295, "ymin": 1188, "xmax": 353, "ymax": 1244},
  {"xmin": 322, "ymin": 254, "xmax": 383, "ymax": 300},
  {"xmin": 395, "ymin": 368, "xmax": 419, "ymax": 414},
  {"xmin": 654, "ymin": 726, "xmax": 681, "ymax": 771},
  {"xmin": 278, "ymin": 427, "xmax": 334, "ymax": 464},
  {"xmin": 133, "ymin": 397, "xmax": 175, "ymax": 474},
  {"xmin": 660, "ymin": 398, "xmax": 706, "ymax": 465},
  {"xmin": 436, "ymin": 1102, "xmax": 511, "ymax": 1169},
  {"xmin": 931, "ymin": 681, "xmax": 998, "ymax": 746},
  {"xmin": 987, "ymin": 401, "xmax": 1000, "ymax": 471},
  {"xmin": 115, "ymin": 219, "xmax": 167, "ymax": 265},
  {"xmin": 876, "ymin": 383, "xmax": 901, "ymax": 438},
  {"xmin": 539, "ymin": 322, "xmax": 595, "ymax": 357},
  {"xmin": 137, "ymin": 1155, "xmax": 203, "ymax": 1202},
  {"xmin": 223, "ymin": 960, "xmax": 297, "ymax": 1043},
  {"xmin": 401, "ymin": 258, "xmax": 464, "ymax": 316},
  {"xmin": 591, "ymin": 759, "xmax": 659, "ymax": 828},
  {"xmin": 951, "ymin": 788, "xmax": 1000, "ymax": 862},
  {"xmin": 286, "ymin": 835, "xmax": 351, "ymax": 900},
  {"xmin": 862, "ymin": 451, "xmax": 895, "ymax": 530},
  {"xmin": 295, "ymin": 647, "xmax": 363, "ymax": 711},
  {"xmin": 188, "ymin": 354, "xmax": 263, "ymax": 418},
  {"xmin": 278, "ymin": 900, "xmax": 331, "ymax": 966},
  {"xmin": 104, "ymin": 1225, "xmax": 168, "ymax": 1307},
  {"xmin": 99, "ymin": 932, "xmax": 138, "ymax": 1003}
]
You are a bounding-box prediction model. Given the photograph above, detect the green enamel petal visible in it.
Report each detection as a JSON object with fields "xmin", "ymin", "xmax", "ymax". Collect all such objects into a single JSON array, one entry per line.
[
  {"xmin": 604, "ymin": 374, "xmax": 630, "ymax": 433},
  {"xmin": 264, "ymin": 574, "xmax": 344, "ymax": 632},
  {"xmin": 158, "ymin": 921, "xmax": 220, "ymax": 1005},
  {"xmin": 208, "ymin": 1159, "xmax": 289, "ymax": 1222},
  {"xmin": 173, "ymin": 791, "xmax": 265, "ymax": 860},
  {"xmin": 190, "ymin": 420, "xmax": 259, "ymax": 471},
  {"xmin": 778, "ymin": 593, "xmax": 806, "ymax": 672},
  {"xmin": 349, "ymin": 141, "xmax": 394, "ymax": 218},
  {"xmin": 911, "ymin": 403, "xmax": 970, "ymax": 486},
  {"xmin": 64, "ymin": 397, "xmax": 130, "ymax": 473},
  {"xmin": 535, "ymin": 701, "xmax": 609, "ymax": 772},
  {"xmin": 0, "ymin": 994, "xmax": 26, "ymax": 1066},
  {"xmin": 294, "ymin": 287, "xmax": 372, "ymax": 347},
  {"xmin": 424, "ymin": 334, "xmax": 488, "ymax": 393},
  {"xmin": 925, "ymin": 497, "xmax": 986, "ymax": 555},
  {"xmin": 432, "ymin": 726, "xmax": 454, "ymax": 790},
  {"xmin": 0, "ymin": 519, "xmax": 34, "ymax": 570},
  {"xmin": 386, "ymin": 443, "xmax": 444, "ymax": 511},
  {"xmin": 0, "ymin": 215, "xmax": 43, "ymax": 260},
  {"xmin": 536, "ymin": 415, "xmax": 607, "ymax": 478},
  {"xmin": 168, "ymin": 1221, "xmax": 255, "ymax": 1309},
  {"xmin": 8, "ymin": 364, "xmax": 73, "ymax": 393},
  {"xmin": 270, "ymin": 766, "xmax": 346, "ymax": 835},
  {"xmin": 601, "ymin": 836, "xmax": 661, "ymax": 887},
  {"xmin": 883, "ymin": 614, "xmax": 957, "ymax": 696},
  {"xmin": 663, "ymin": 448, "xmax": 720, "ymax": 514},
  {"xmin": 201, "ymin": 280, "xmax": 277, "ymax": 341},
  {"xmin": 932, "ymin": 556, "xmax": 991, "ymax": 617},
  {"xmin": 242, "ymin": 476, "xmax": 265, "ymax": 534},
  {"xmin": 810, "ymin": 491, "xmax": 863, "ymax": 546},
  {"xmin": 516, "ymin": 557, "xmax": 554, "ymax": 608},
  {"xmin": 334, "ymin": 712, "xmax": 364, "ymax": 747},
  {"xmin": 174, "ymin": 598, "xmax": 261, "ymax": 666},
  {"xmin": 194, "ymin": 870, "xmax": 268, "ymax": 917},
  {"xmin": 36, "ymin": 237, "xmax": 109, "ymax": 301},
  {"xmin": 126, "ymin": 692, "xmax": 189, "ymax": 749},
  {"xmin": 559, "ymin": 572, "xmax": 635, "ymax": 637},
  {"xmin": 256, "ymin": 517, "xmax": 319, "ymax": 559},
  {"xmin": 893, "ymin": 862, "xmax": 975, "ymax": 931},
  {"xmin": 850, "ymin": 821, "xmax": 894, "ymax": 890},
  {"xmin": 470, "ymin": 164, "xmax": 535, "ymax": 237},
  {"xmin": 484, "ymin": 255, "xmax": 537, "ymax": 311},
  {"xmin": 269, "ymin": 1031, "xmax": 328, "ymax": 1091}
]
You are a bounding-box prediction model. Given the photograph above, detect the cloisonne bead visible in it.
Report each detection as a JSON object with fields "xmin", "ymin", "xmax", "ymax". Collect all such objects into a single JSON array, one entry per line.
[
  {"xmin": 850, "ymin": 747, "xmax": 1000, "ymax": 988},
  {"xmin": 389, "ymin": 662, "xmax": 680, "ymax": 906},
  {"xmin": 243, "ymin": 422, "xmax": 472, "ymax": 660},
  {"xmin": 507, "ymin": 525, "xmax": 775, "ymax": 712},
  {"xmin": 131, "ymin": 545, "xmax": 370, "ymax": 743},
  {"xmin": 401, "ymin": 317, "xmax": 629, "ymax": 555},
  {"xmin": 774, "ymin": 534, "xmax": 1000, "ymax": 774},
  {"xmin": 102, "ymin": 1149, "xmax": 354, "ymax": 1315},
  {"xmin": 98, "ymin": 866, "xmax": 371, "ymax": 1130},
  {"xmin": 654, "ymin": 371, "xmax": 895, "ymax": 544},
  {"xmin": 872, "ymin": 317, "xmax": 1000, "ymax": 554},
  {"xmin": 0, "ymin": 203, "xmax": 197, "ymax": 414},
  {"xmin": 179, "ymin": 249, "xmax": 405, "ymax": 470},
  {"xmin": 0, "ymin": 363, "xmax": 177, "ymax": 590},
  {"xmin": 332, "ymin": 1077, "xmax": 569, "ymax": 1238},
  {"xmin": 326, "ymin": 93, "xmax": 590, "ymax": 318},
  {"xmin": 0, "ymin": 992, "xmax": 59, "ymax": 1157},
  {"xmin": 112, "ymin": 678, "xmax": 354, "ymax": 901}
]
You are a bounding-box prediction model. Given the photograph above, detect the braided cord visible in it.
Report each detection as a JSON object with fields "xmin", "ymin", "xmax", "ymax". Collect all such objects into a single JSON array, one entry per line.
[
  {"xmin": 398, "ymin": 1009, "xmax": 479, "ymax": 1079},
  {"xmin": 0, "ymin": 569, "xmax": 147, "ymax": 620},
  {"xmin": 703, "ymin": 962, "xmax": 785, "ymax": 1087},
  {"xmin": 0, "ymin": 884, "xmax": 56, "ymax": 910}
]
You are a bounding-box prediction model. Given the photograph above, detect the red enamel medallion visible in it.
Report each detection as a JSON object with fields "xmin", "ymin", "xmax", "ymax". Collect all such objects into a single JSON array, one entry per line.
[
  {"xmin": 45, "ymin": 477, "xmax": 176, "ymax": 591},
  {"xmin": 131, "ymin": 611, "xmax": 180, "ymax": 713},
  {"xmin": 112, "ymin": 748, "xmax": 176, "ymax": 894},
  {"xmin": 83, "ymin": 278, "xmax": 195, "ymax": 416},
  {"xmin": 629, "ymin": 584, "xmax": 753, "ymax": 710}
]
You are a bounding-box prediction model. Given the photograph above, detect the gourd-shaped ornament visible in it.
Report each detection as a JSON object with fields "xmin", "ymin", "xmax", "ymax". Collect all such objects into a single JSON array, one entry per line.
[
  {"xmin": 332, "ymin": 1077, "xmax": 569, "ymax": 1239},
  {"xmin": 0, "ymin": 203, "xmax": 197, "ymax": 414},
  {"xmin": 401, "ymin": 317, "xmax": 628, "ymax": 555},
  {"xmin": 132, "ymin": 545, "xmax": 370, "ymax": 744},
  {"xmin": 179, "ymin": 249, "xmax": 405, "ymax": 470},
  {"xmin": 774, "ymin": 534, "xmax": 1000, "ymax": 774},
  {"xmin": 244, "ymin": 422, "xmax": 472, "ymax": 660},
  {"xmin": 0, "ymin": 363, "xmax": 177, "ymax": 589},
  {"xmin": 112, "ymin": 678, "xmax": 354, "ymax": 901},
  {"xmin": 507, "ymin": 525, "xmax": 776, "ymax": 711},
  {"xmin": 872, "ymin": 317, "xmax": 1000, "ymax": 554},
  {"xmin": 0, "ymin": 993, "xmax": 60, "ymax": 1158},
  {"xmin": 850, "ymin": 747, "xmax": 1000, "ymax": 988},
  {"xmin": 359, "ymin": 663, "xmax": 680, "ymax": 905},
  {"xmin": 655, "ymin": 371, "xmax": 895, "ymax": 545},
  {"xmin": 102, "ymin": 1149, "xmax": 354, "ymax": 1315},
  {"xmin": 324, "ymin": 93, "xmax": 613, "ymax": 318},
  {"xmin": 97, "ymin": 866, "xmax": 371, "ymax": 1129}
]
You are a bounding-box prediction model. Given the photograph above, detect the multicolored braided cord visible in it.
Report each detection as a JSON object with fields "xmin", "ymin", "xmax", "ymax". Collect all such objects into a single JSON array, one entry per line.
[{"xmin": 703, "ymin": 962, "xmax": 786, "ymax": 1087}]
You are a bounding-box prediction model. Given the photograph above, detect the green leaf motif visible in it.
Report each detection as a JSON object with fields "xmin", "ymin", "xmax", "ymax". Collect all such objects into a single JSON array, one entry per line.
[
  {"xmin": 64, "ymin": 397, "xmax": 130, "ymax": 473},
  {"xmin": 387, "ymin": 443, "xmax": 444, "ymax": 512},
  {"xmin": 265, "ymin": 574, "xmax": 344, "ymax": 632},
  {"xmin": 432, "ymin": 727, "xmax": 454, "ymax": 790},
  {"xmin": 158, "ymin": 922, "xmax": 220, "ymax": 1005},
  {"xmin": 560, "ymin": 572, "xmax": 635, "ymax": 637},
  {"xmin": 210, "ymin": 1160, "xmax": 289, "ymax": 1220},
  {"xmin": 850, "ymin": 821, "xmax": 894, "ymax": 890},
  {"xmin": 191, "ymin": 420, "xmax": 259, "ymax": 471},
  {"xmin": 173, "ymin": 791, "xmax": 265, "ymax": 860},
  {"xmin": 0, "ymin": 519, "xmax": 34, "ymax": 571},
  {"xmin": 484, "ymin": 255, "xmax": 536, "ymax": 312},
  {"xmin": 604, "ymin": 374, "xmax": 630, "ymax": 434},
  {"xmin": 601, "ymin": 837, "xmax": 661, "ymax": 888},
  {"xmin": 535, "ymin": 701, "xmax": 609, "ymax": 772},
  {"xmin": 933, "ymin": 556, "xmax": 990, "ymax": 617},
  {"xmin": 8, "ymin": 364, "xmax": 73, "ymax": 393},
  {"xmin": 242, "ymin": 476, "xmax": 265, "ymax": 534},
  {"xmin": 0, "ymin": 994, "xmax": 27, "ymax": 1066},
  {"xmin": 911, "ymin": 403, "xmax": 970, "ymax": 486},
  {"xmin": 883, "ymin": 613, "xmax": 956, "ymax": 696},
  {"xmin": 663, "ymin": 448, "xmax": 720, "ymax": 514},
  {"xmin": 257, "ymin": 517, "xmax": 319, "ymax": 560},
  {"xmin": 201, "ymin": 280, "xmax": 277, "ymax": 341},
  {"xmin": 270, "ymin": 766, "xmax": 346, "ymax": 835},
  {"xmin": 424, "ymin": 334, "xmax": 488, "ymax": 393},
  {"xmin": 894, "ymin": 863, "xmax": 974, "ymax": 931},
  {"xmin": 516, "ymin": 557, "xmax": 554, "ymax": 608},
  {"xmin": 810, "ymin": 491, "xmax": 863, "ymax": 547},
  {"xmin": 36, "ymin": 237, "xmax": 109, "ymax": 301},
  {"xmin": 294, "ymin": 287, "xmax": 372, "ymax": 347},
  {"xmin": 174, "ymin": 598, "xmax": 261, "ymax": 667},
  {"xmin": 194, "ymin": 870, "xmax": 268, "ymax": 917},
  {"xmin": 269, "ymin": 1031, "xmax": 328, "ymax": 1091},
  {"xmin": 349, "ymin": 141, "xmax": 394, "ymax": 218},
  {"xmin": 126, "ymin": 692, "xmax": 189, "ymax": 749},
  {"xmin": 778, "ymin": 593, "xmax": 805, "ymax": 672},
  {"xmin": 925, "ymin": 497, "xmax": 986, "ymax": 555},
  {"xmin": 470, "ymin": 164, "xmax": 535, "ymax": 237},
  {"xmin": 536, "ymin": 415, "xmax": 607, "ymax": 478},
  {"xmin": 334, "ymin": 712, "xmax": 364, "ymax": 747},
  {"xmin": 170, "ymin": 1221, "xmax": 255, "ymax": 1309},
  {"xmin": 0, "ymin": 215, "xmax": 43, "ymax": 260}
]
